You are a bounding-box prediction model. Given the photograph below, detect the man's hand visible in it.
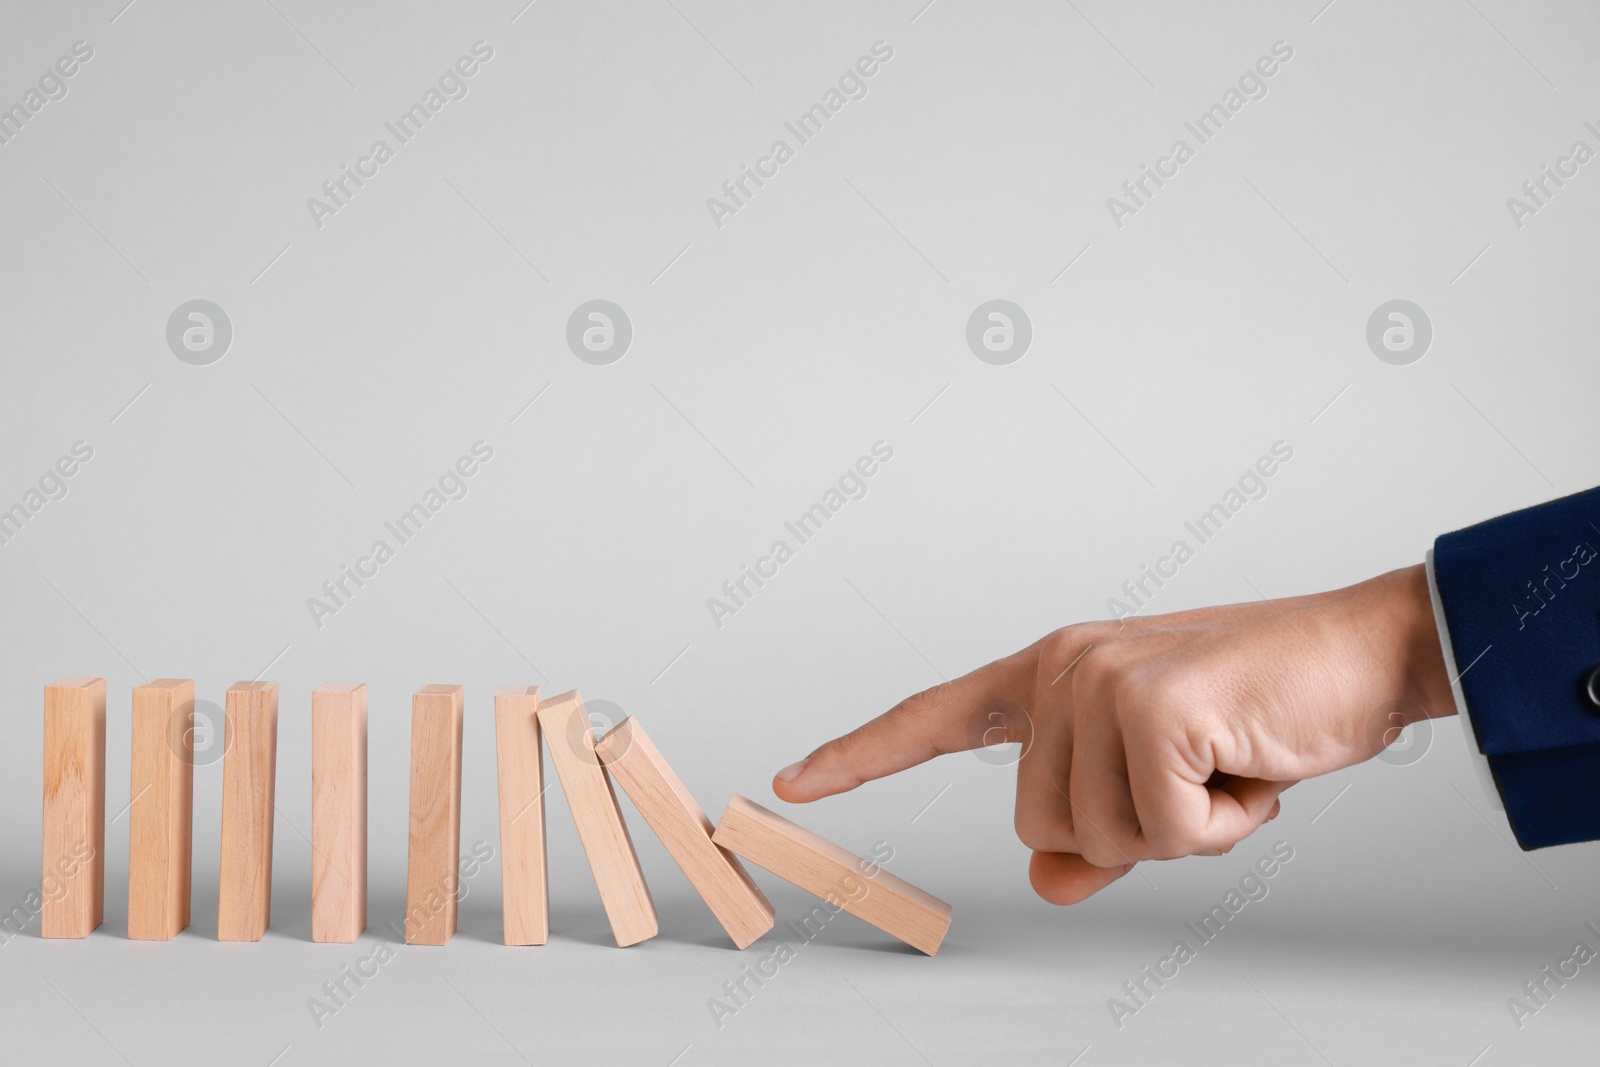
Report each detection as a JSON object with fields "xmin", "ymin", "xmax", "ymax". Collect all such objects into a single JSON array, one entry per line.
[{"xmin": 771, "ymin": 565, "xmax": 1456, "ymax": 904}]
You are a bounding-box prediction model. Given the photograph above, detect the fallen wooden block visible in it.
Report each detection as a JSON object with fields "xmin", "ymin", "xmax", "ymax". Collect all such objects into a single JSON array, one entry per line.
[
  {"xmin": 128, "ymin": 679, "xmax": 195, "ymax": 940},
  {"xmin": 537, "ymin": 691, "xmax": 656, "ymax": 947},
  {"xmin": 596, "ymin": 717, "xmax": 773, "ymax": 949},
  {"xmin": 41, "ymin": 676, "xmax": 106, "ymax": 938},
  {"xmin": 404, "ymin": 684, "xmax": 463, "ymax": 945},
  {"xmin": 312, "ymin": 683, "xmax": 367, "ymax": 943},
  {"xmin": 217, "ymin": 681, "xmax": 279, "ymax": 941},
  {"xmin": 494, "ymin": 685, "xmax": 548, "ymax": 946},
  {"xmin": 711, "ymin": 795, "xmax": 952, "ymax": 955}
]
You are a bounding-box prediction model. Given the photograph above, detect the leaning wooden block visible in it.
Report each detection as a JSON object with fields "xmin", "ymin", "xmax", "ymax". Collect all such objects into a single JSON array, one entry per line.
[
  {"xmin": 405, "ymin": 685, "xmax": 463, "ymax": 945},
  {"xmin": 596, "ymin": 717, "xmax": 773, "ymax": 949},
  {"xmin": 494, "ymin": 686, "xmax": 547, "ymax": 946},
  {"xmin": 41, "ymin": 676, "xmax": 106, "ymax": 938},
  {"xmin": 711, "ymin": 795, "xmax": 952, "ymax": 955},
  {"xmin": 537, "ymin": 691, "xmax": 656, "ymax": 947},
  {"xmin": 217, "ymin": 681, "xmax": 279, "ymax": 941},
  {"xmin": 128, "ymin": 679, "xmax": 195, "ymax": 940},
  {"xmin": 312, "ymin": 683, "xmax": 367, "ymax": 943}
]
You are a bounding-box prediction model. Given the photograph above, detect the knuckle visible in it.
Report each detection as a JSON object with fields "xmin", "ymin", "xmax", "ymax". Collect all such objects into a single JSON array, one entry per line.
[
  {"xmin": 1077, "ymin": 835, "xmax": 1127, "ymax": 868},
  {"xmin": 1038, "ymin": 624, "xmax": 1109, "ymax": 684},
  {"xmin": 1014, "ymin": 808, "xmax": 1069, "ymax": 854},
  {"xmin": 1141, "ymin": 824, "xmax": 1194, "ymax": 861},
  {"xmin": 1121, "ymin": 667, "xmax": 1189, "ymax": 715}
]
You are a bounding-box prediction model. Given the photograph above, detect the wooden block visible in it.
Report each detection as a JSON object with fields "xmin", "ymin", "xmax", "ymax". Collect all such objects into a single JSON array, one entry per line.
[
  {"xmin": 494, "ymin": 685, "xmax": 547, "ymax": 946},
  {"xmin": 312, "ymin": 683, "xmax": 367, "ymax": 943},
  {"xmin": 128, "ymin": 679, "xmax": 194, "ymax": 940},
  {"xmin": 217, "ymin": 681, "xmax": 279, "ymax": 941},
  {"xmin": 596, "ymin": 717, "xmax": 773, "ymax": 949},
  {"xmin": 404, "ymin": 684, "xmax": 463, "ymax": 946},
  {"xmin": 41, "ymin": 676, "xmax": 106, "ymax": 938},
  {"xmin": 537, "ymin": 691, "xmax": 656, "ymax": 947},
  {"xmin": 711, "ymin": 795, "xmax": 952, "ymax": 955}
]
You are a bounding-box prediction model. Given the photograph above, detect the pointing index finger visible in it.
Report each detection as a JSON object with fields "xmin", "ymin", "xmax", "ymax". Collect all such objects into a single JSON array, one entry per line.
[{"xmin": 772, "ymin": 640, "xmax": 1041, "ymax": 803}]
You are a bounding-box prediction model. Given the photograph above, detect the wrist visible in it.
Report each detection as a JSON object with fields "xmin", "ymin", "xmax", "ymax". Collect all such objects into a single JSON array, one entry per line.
[{"xmin": 1363, "ymin": 564, "xmax": 1456, "ymax": 726}]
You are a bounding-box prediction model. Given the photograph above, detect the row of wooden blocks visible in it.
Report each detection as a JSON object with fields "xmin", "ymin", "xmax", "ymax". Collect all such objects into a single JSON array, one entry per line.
[{"xmin": 41, "ymin": 678, "xmax": 951, "ymax": 954}]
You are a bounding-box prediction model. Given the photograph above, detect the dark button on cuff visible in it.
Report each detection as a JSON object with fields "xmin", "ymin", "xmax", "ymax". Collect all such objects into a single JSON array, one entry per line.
[{"xmin": 1587, "ymin": 665, "xmax": 1600, "ymax": 709}]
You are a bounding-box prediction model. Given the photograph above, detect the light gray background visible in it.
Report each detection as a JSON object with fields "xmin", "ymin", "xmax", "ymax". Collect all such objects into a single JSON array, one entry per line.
[{"xmin": 2, "ymin": 0, "xmax": 1598, "ymax": 1063}]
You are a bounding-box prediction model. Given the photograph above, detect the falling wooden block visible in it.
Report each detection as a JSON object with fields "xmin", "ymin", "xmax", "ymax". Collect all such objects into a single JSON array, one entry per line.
[
  {"xmin": 711, "ymin": 795, "xmax": 952, "ymax": 955},
  {"xmin": 41, "ymin": 676, "xmax": 106, "ymax": 938},
  {"xmin": 596, "ymin": 717, "xmax": 773, "ymax": 949},
  {"xmin": 217, "ymin": 681, "xmax": 279, "ymax": 941},
  {"xmin": 128, "ymin": 679, "xmax": 195, "ymax": 940},
  {"xmin": 494, "ymin": 685, "xmax": 547, "ymax": 946},
  {"xmin": 404, "ymin": 684, "xmax": 463, "ymax": 946},
  {"xmin": 537, "ymin": 691, "xmax": 656, "ymax": 947},
  {"xmin": 312, "ymin": 683, "xmax": 367, "ymax": 943}
]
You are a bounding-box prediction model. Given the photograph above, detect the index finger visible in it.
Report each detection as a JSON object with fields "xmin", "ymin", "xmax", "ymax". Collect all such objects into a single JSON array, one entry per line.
[{"xmin": 772, "ymin": 640, "xmax": 1040, "ymax": 803}]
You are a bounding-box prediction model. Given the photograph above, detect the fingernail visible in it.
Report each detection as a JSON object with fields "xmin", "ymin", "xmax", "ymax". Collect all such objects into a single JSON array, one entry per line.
[{"xmin": 775, "ymin": 759, "xmax": 810, "ymax": 783}]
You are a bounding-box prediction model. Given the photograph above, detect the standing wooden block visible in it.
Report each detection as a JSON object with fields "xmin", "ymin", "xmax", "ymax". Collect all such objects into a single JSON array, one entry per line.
[
  {"xmin": 494, "ymin": 686, "xmax": 547, "ymax": 946},
  {"xmin": 312, "ymin": 683, "xmax": 367, "ymax": 943},
  {"xmin": 596, "ymin": 718, "xmax": 773, "ymax": 949},
  {"xmin": 217, "ymin": 681, "xmax": 279, "ymax": 941},
  {"xmin": 537, "ymin": 691, "xmax": 656, "ymax": 947},
  {"xmin": 404, "ymin": 684, "xmax": 463, "ymax": 945},
  {"xmin": 41, "ymin": 676, "xmax": 106, "ymax": 938},
  {"xmin": 711, "ymin": 795, "xmax": 952, "ymax": 955},
  {"xmin": 128, "ymin": 679, "xmax": 195, "ymax": 940}
]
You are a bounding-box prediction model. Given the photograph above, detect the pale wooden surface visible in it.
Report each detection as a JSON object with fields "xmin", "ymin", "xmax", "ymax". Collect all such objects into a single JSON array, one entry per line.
[
  {"xmin": 596, "ymin": 717, "xmax": 773, "ymax": 949},
  {"xmin": 128, "ymin": 679, "xmax": 194, "ymax": 940},
  {"xmin": 536, "ymin": 690, "xmax": 656, "ymax": 947},
  {"xmin": 405, "ymin": 684, "xmax": 463, "ymax": 945},
  {"xmin": 311, "ymin": 683, "xmax": 367, "ymax": 943},
  {"xmin": 217, "ymin": 681, "xmax": 278, "ymax": 941},
  {"xmin": 494, "ymin": 685, "xmax": 547, "ymax": 946},
  {"xmin": 41, "ymin": 676, "xmax": 106, "ymax": 938},
  {"xmin": 712, "ymin": 794, "xmax": 953, "ymax": 955}
]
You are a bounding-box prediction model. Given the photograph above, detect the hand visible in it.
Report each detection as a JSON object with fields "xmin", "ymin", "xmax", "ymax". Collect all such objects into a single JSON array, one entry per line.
[{"xmin": 771, "ymin": 565, "xmax": 1456, "ymax": 904}]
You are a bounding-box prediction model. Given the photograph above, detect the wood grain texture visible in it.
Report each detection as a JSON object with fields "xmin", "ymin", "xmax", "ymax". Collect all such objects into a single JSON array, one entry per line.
[
  {"xmin": 537, "ymin": 691, "xmax": 656, "ymax": 947},
  {"xmin": 494, "ymin": 685, "xmax": 547, "ymax": 946},
  {"xmin": 128, "ymin": 679, "xmax": 194, "ymax": 940},
  {"xmin": 596, "ymin": 717, "xmax": 773, "ymax": 949},
  {"xmin": 217, "ymin": 681, "xmax": 279, "ymax": 941},
  {"xmin": 711, "ymin": 795, "xmax": 952, "ymax": 955},
  {"xmin": 312, "ymin": 683, "xmax": 367, "ymax": 943},
  {"xmin": 41, "ymin": 676, "xmax": 106, "ymax": 938},
  {"xmin": 404, "ymin": 684, "xmax": 463, "ymax": 946}
]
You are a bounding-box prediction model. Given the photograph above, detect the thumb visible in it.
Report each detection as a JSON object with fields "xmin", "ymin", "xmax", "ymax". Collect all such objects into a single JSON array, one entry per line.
[{"xmin": 773, "ymin": 644, "xmax": 1038, "ymax": 803}]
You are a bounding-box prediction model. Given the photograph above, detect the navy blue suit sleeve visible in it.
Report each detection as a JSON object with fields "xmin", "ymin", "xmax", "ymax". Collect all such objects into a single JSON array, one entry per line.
[{"xmin": 1433, "ymin": 486, "xmax": 1600, "ymax": 849}]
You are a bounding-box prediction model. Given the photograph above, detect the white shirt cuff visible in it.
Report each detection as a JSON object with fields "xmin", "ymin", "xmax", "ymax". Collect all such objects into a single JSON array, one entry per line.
[{"xmin": 1424, "ymin": 548, "xmax": 1502, "ymax": 809}]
